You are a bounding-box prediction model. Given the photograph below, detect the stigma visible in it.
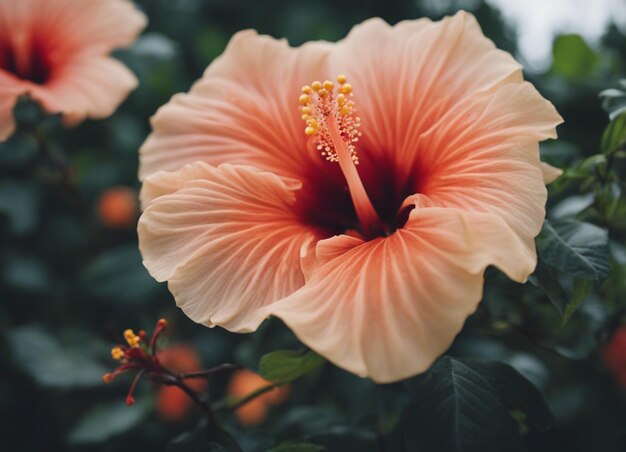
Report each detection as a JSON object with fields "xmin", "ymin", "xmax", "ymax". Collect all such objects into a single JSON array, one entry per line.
[
  {"xmin": 300, "ymin": 75, "xmax": 362, "ymax": 165},
  {"xmin": 299, "ymin": 76, "xmax": 385, "ymax": 238}
]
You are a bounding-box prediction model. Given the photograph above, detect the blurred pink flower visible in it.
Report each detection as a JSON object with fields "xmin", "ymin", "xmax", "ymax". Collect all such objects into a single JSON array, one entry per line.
[
  {"xmin": 138, "ymin": 12, "xmax": 562, "ymax": 383},
  {"xmin": 603, "ymin": 326, "xmax": 626, "ymax": 389},
  {"xmin": 0, "ymin": 0, "xmax": 146, "ymax": 140}
]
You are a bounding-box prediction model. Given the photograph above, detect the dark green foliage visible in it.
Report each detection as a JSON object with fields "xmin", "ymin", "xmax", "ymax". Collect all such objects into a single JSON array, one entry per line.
[
  {"xmin": 537, "ymin": 220, "xmax": 610, "ymax": 283},
  {"xmin": 1, "ymin": 1, "xmax": 626, "ymax": 452},
  {"xmin": 259, "ymin": 350, "xmax": 325, "ymax": 384}
]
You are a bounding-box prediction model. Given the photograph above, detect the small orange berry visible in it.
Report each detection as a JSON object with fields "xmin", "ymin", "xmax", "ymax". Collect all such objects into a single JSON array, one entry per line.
[
  {"xmin": 156, "ymin": 345, "xmax": 206, "ymax": 422},
  {"xmin": 97, "ymin": 187, "xmax": 138, "ymax": 229},
  {"xmin": 228, "ymin": 370, "xmax": 290, "ymax": 426}
]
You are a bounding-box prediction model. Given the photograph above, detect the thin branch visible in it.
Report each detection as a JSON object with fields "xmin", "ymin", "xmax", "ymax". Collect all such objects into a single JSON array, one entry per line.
[
  {"xmin": 179, "ymin": 363, "xmax": 240, "ymax": 380},
  {"xmin": 35, "ymin": 133, "xmax": 87, "ymax": 214},
  {"xmin": 219, "ymin": 383, "xmax": 279, "ymax": 412}
]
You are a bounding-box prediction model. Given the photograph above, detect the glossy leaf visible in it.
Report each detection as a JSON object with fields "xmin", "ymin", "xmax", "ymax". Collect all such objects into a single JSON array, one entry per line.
[
  {"xmin": 168, "ymin": 420, "xmax": 242, "ymax": 452},
  {"xmin": 600, "ymin": 112, "xmax": 626, "ymax": 154},
  {"xmin": 80, "ymin": 245, "xmax": 162, "ymax": 305},
  {"xmin": 600, "ymin": 79, "xmax": 626, "ymax": 120},
  {"xmin": 460, "ymin": 359, "xmax": 555, "ymax": 433},
  {"xmin": 400, "ymin": 357, "xmax": 523, "ymax": 452},
  {"xmin": 259, "ymin": 350, "xmax": 325, "ymax": 384},
  {"xmin": 68, "ymin": 400, "xmax": 150, "ymax": 444},
  {"xmin": 8, "ymin": 326, "xmax": 107, "ymax": 388},
  {"xmin": 537, "ymin": 220, "xmax": 610, "ymax": 282},
  {"xmin": 529, "ymin": 260, "xmax": 569, "ymax": 316},
  {"xmin": 561, "ymin": 278, "xmax": 594, "ymax": 326},
  {"xmin": 551, "ymin": 34, "xmax": 599, "ymax": 80}
]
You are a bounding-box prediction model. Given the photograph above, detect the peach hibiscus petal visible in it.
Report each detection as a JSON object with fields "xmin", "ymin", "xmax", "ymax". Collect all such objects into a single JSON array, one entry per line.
[
  {"xmin": 46, "ymin": 0, "xmax": 147, "ymax": 55},
  {"xmin": 0, "ymin": 0, "xmax": 146, "ymax": 141},
  {"xmin": 267, "ymin": 208, "xmax": 534, "ymax": 383},
  {"xmin": 0, "ymin": 0, "xmax": 146, "ymax": 56},
  {"xmin": 0, "ymin": 80, "xmax": 22, "ymax": 140},
  {"xmin": 136, "ymin": 11, "xmax": 563, "ymax": 383},
  {"xmin": 32, "ymin": 56, "xmax": 139, "ymax": 126},
  {"xmin": 412, "ymin": 81, "xmax": 562, "ymax": 250},
  {"xmin": 139, "ymin": 30, "xmax": 331, "ymax": 180},
  {"xmin": 138, "ymin": 162, "xmax": 319, "ymax": 332},
  {"xmin": 540, "ymin": 161, "xmax": 563, "ymax": 184},
  {"xmin": 328, "ymin": 12, "xmax": 523, "ymax": 172}
]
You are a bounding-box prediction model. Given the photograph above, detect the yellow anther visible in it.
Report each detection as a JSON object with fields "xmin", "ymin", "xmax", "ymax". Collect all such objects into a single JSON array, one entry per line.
[
  {"xmin": 123, "ymin": 329, "xmax": 140, "ymax": 347},
  {"xmin": 111, "ymin": 347, "xmax": 124, "ymax": 360},
  {"xmin": 301, "ymin": 85, "xmax": 312, "ymax": 94},
  {"xmin": 299, "ymin": 75, "xmax": 361, "ymax": 163},
  {"xmin": 299, "ymin": 94, "xmax": 311, "ymax": 105},
  {"xmin": 339, "ymin": 83, "xmax": 352, "ymax": 94}
]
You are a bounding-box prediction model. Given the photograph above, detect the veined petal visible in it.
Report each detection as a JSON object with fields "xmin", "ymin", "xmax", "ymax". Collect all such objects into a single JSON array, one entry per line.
[
  {"xmin": 0, "ymin": 0, "xmax": 145, "ymax": 140},
  {"xmin": 33, "ymin": 56, "xmax": 138, "ymax": 126},
  {"xmin": 139, "ymin": 30, "xmax": 331, "ymax": 180},
  {"xmin": 267, "ymin": 207, "xmax": 535, "ymax": 383},
  {"xmin": 0, "ymin": 0, "xmax": 146, "ymax": 56},
  {"xmin": 540, "ymin": 161, "xmax": 562, "ymax": 184},
  {"xmin": 413, "ymin": 81, "xmax": 562, "ymax": 249},
  {"xmin": 138, "ymin": 162, "xmax": 319, "ymax": 332},
  {"xmin": 328, "ymin": 11, "xmax": 523, "ymax": 170}
]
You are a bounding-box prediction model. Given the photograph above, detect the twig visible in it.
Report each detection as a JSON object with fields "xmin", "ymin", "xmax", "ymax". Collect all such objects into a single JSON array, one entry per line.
[
  {"xmin": 34, "ymin": 132, "xmax": 87, "ymax": 214},
  {"xmin": 216, "ymin": 383, "xmax": 278, "ymax": 412},
  {"xmin": 179, "ymin": 363, "xmax": 240, "ymax": 380}
]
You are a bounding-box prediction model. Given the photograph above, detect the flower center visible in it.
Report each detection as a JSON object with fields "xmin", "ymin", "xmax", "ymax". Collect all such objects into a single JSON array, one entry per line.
[
  {"xmin": 299, "ymin": 76, "xmax": 385, "ymax": 238},
  {"xmin": 0, "ymin": 34, "xmax": 52, "ymax": 84}
]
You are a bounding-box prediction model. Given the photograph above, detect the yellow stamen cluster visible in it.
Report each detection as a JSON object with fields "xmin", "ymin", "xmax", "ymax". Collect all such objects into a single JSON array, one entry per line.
[
  {"xmin": 299, "ymin": 75, "xmax": 361, "ymax": 164},
  {"xmin": 111, "ymin": 346, "xmax": 125, "ymax": 360},
  {"xmin": 124, "ymin": 329, "xmax": 141, "ymax": 347}
]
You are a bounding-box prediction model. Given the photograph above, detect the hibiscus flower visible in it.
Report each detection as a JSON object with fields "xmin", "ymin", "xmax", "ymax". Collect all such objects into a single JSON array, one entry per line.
[
  {"xmin": 138, "ymin": 11, "xmax": 562, "ymax": 383},
  {"xmin": 0, "ymin": 0, "xmax": 146, "ymax": 140}
]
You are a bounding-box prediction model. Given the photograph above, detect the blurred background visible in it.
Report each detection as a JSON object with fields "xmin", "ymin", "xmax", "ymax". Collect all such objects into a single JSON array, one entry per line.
[{"xmin": 1, "ymin": 0, "xmax": 626, "ymax": 450}]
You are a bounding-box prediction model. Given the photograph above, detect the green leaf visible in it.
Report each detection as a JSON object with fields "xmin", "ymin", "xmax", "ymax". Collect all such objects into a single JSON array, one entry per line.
[
  {"xmin": 0, "ymin": 180, "xmax": 40, "ymax": 235},
  {"xmin": 12, "ymin": 95, "xmax": 45, "ymax": 129},
  {"xmin": 310, "ymin": 426, "xmax": 379, "ymax": 452},
  {"xmin": 8, "ymin": 326, "xmax": 107, "ymax": 388},
  {"xmin": 537, "ymin": 220, "xmax": 610, "ymax": 282},
  {"xmin": 529, "ymin": 260, "xmax": 569, "ymax": 316},
  {"xmin": 460, "ymin": 359, "xmax": 555, "ymax": 433},
  {"xmin": 561, "ymin": 278, "xmax": 594, "ymax": 326},
  {"xmin": 601, "ymin": 112, "xmax": 626, "ymax": 154},
  {"xmin": 259, "ymin": 349, "xmax": 325, "ymax": 384},
  {"xmin": 3, "ymin": 252, "xmax": 51, "ymax": 293},
  {"xmin": 0, "ymin": 134, "xmax": 38, "ymax": 169},
  {"xmin": 270, "ymin": 441, "xmax": 326, "ymax": 452},
  {"xmin": 600, "ymin": 79, "xmax": 626, "ymax": 120},
  {"xmin": 399, "ymin": 357, "xmax": 523, "ymax": 452},
  {"xmin": 80, "ymin": 246, "xmax": 162, "ymax": 305},
  {"xmin": 168, "ymin": 420, "xmax": 242, "ymax": 452},
  {"xmin": 68, "ymin": 400, "xmax": 150, "ymax": 444},
  {"xmin": 551, "ymin": 34, "xmax": 599, "ymax": 80}
]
